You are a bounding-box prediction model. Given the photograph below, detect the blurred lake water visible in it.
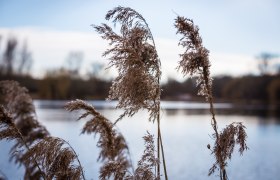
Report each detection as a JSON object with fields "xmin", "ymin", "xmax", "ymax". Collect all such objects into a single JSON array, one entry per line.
[{"xmin": 1, "ymin": 100, "xmax": 280, "ymax": 180}]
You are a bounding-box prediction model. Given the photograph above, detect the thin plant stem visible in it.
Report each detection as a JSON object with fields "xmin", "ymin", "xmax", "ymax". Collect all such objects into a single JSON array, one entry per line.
[
  {"xmin": 159, "ymin": 128, "xmax": 168, "ymax": 180},
  {"xmin": 157, "ymin": 115, "xmax": 161, "ymax": 178}
]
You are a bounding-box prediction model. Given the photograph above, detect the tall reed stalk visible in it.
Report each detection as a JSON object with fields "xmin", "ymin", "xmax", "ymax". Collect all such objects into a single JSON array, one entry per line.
[
  {"xmin": 174, "ymin": 15, "xmax": 248, "ymax": 180},
  {"xmin": 94, "ymin": 6, "xmax": 168, "ymax": 179}
]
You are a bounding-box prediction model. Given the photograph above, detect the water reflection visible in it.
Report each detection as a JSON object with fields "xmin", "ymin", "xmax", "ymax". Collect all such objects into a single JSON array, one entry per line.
[
  {"xmin": 1, "ymin": 100, "xmax": 280, "ymax": 180},
  {"xmin": 34, "ymin": 100, "xmax": 280, "ymax": 118}
]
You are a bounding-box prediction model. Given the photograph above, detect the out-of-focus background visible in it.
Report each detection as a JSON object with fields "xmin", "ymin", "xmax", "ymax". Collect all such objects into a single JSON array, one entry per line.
[{"xmin": 0, "ymin": 1, "xmax": 280, "ymax": 180}]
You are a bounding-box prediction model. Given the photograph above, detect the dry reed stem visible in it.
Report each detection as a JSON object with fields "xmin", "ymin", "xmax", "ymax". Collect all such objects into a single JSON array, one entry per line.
[{"xmin": 175, "ymin": 16, "xmax": 248, "ymax": 180}]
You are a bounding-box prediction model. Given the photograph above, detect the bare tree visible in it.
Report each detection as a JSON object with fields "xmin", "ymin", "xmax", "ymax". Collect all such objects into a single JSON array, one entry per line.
[
  {"xmin": 64, "ymin": 51, "xmax": 84, "ymax": 78},
  {"xmin": 18, "ymin": 40, "xmax": 33, "ymax": 75},
  {"xmin": 257, "ymin": 52, "xmax": 279, "ymax": 75},
  {"xmin": 87, "ymin": 62, "xmax": 105, "ymax": 79},
  {"xmin": 3, "ymin": 37, "xmax": 17, "ymax": 76}
]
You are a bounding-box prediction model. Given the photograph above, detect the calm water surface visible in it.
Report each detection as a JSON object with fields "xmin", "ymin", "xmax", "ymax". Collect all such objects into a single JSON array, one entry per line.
[{"xmin": 1, "ymin": 100, "xmax": 280, "ymax": 180}]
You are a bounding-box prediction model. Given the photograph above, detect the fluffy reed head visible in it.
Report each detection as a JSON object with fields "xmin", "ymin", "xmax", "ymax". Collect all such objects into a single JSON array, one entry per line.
[
  {"xmin": 0, "ymin": 80, "xmax": 49, "ymax": 178},
  {"xmin": 175, "ymin": 16, "xmax": 212, "ymax": 101},
  {"xmin": 65, "ymin": 99, "xmax": 131, "ymax": 179},
  {"xmin": 22, "ymin": 137, "xmax": 84, "ymax": 180},
  {"xmin": 0, "ymin": 105, "xmax": 18, "ymax": 141},
  {"xmin": 94, "ymin": 6, "xmax": 161, "ymax": 122},
  {"xmin": 0, "ymin": 105, "xmax": 84, "ymax": 179},
  {"xmin": 132, "ymin": 132, "xmax": 159, "ymax": 180},
  {"xmin": 0, "ymin": 81, "xmax": 85, "ymax": 180},
  {"xmin": 0, "ymin": 80, "xmax": 49, "ymax": 141},
  {"xmin": 209, "ymin": 122, "xmax": 248, "ymax": 178}
]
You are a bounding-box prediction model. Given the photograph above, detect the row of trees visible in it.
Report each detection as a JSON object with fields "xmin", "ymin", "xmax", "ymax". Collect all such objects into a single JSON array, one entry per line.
[
  {"xmin": 0, "ymin": 34, "xmax": 279, "ymax": 105},
  {"xmin": 162, "ymin": 75, "xmax": 280, "ymax": 106},
  {"xmin": 1, "ymin": 70, "xmax": 280, "ymax": 107},
  {"xmin": 0, "ymin": 35, "xmax": 110, "ymax": 99},
  {"xmin": 39, "ymin": 69, "xmax": 110, "ymax": 99}
]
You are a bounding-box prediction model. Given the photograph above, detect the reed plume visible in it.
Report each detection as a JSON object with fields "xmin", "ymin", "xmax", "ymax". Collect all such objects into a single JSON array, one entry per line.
[
  {"xmin": 0, "ymin": 81, "xmax": 85, "ymax": 180},
  {"xmin": 208, "ymin": 122, "xmax": 248, "ymax": 179},
  {"xmin": 65, "ymin": 99, "xmax": 132, "ymax": 179},
  {"xmin": 0, "ymin": 80, "xmax": 49, "ymax": 178},
  {"xmin": 130, "ymin": 132, "xmax": 159, "ymax": 180},
  {"xmin": 94, "ymin": 6, "xmax": 161, "ymax": 122},
  {"xmin": 0, "ymin": 80, "xmax": 49, "ymax": 142},
  {"xmin": 21, "ymin": 136, "xmax": 84, "ymax": 180},
  {"xmin": 175, "ymin": 16, "xmax": 248, "ymax": 180}
]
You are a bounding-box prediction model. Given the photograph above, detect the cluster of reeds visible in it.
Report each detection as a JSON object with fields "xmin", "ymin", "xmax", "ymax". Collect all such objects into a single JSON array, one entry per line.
[
  {"xmin": 0, "ymin": 81, "xmax": 160, "ymax": 180},
  {"xmin": 0, "ymin": 6, "xmax": 248, "ymax": 180},
  {"xmin": 66, "ymin": 99, "xmax": 160, "ymax": 179}
]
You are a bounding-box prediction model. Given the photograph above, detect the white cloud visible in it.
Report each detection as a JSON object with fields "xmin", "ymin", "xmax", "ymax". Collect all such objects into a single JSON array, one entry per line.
[
  {"xmin": 0, "ymin": 27, "xmax": 259, "ymax": 81},
  {"xmin": 210, "ymin": 52, "xmax": 259, "ymax": 76},
  {"xmin": 155, "ymin": 38, "xmax": 259, "ymax": 82}
]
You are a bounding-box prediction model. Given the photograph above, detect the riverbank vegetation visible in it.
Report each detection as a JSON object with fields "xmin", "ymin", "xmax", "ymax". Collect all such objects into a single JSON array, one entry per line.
[{"xmin": 1, "ymin": 73, "xmax": 280, "ymax": 106}]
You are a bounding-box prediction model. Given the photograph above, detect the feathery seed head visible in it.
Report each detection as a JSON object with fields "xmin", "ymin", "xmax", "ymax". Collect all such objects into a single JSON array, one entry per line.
[
  {"xmin": 95, "ymin": 6, "xmax": 161, "ymax": 122},
  {"xmin": 175, "ymin": 16, "xmax": 212, "ymax": 101},
  {"xmin": 65, "ymin": 99, "xmax": 132, "ymax": 178}
]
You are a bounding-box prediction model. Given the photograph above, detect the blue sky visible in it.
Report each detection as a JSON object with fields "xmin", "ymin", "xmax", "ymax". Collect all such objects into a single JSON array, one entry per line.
[{"xmin": 0, "ymin": 0, "xmax": 279, "ymax": 80}]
